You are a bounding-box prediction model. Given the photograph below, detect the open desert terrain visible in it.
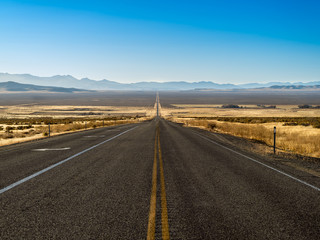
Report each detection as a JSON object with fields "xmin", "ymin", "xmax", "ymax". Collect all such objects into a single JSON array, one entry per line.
[
  {"xmin": 0, "ymin": 92, "xmax": 158, "ymax": 146},
  {"xmin": 1, "ymin": 90, "xmax": 320, "ymax": 158}
]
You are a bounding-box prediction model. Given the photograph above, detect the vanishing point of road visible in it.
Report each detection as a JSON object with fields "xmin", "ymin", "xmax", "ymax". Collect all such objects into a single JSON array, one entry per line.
[{"xmin": 1, "ymin": 97, "xmax": 320, "ymax": 239}]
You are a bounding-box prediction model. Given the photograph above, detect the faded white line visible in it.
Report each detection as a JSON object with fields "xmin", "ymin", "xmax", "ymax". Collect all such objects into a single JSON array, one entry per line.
[
  {"xmin": 32, "ymin": 147, "xmax": 71, "ymax": 152},
  {"xmin": 0, "ymin": 126, "xmax": 138, "ymax": 195},
  {"xmin": 83, "ymin": 135, "xmax": 106, "ymax": 138},
  {"xmin": 194, "ymin": 132, "xmax": 320, "ymax": 192}
]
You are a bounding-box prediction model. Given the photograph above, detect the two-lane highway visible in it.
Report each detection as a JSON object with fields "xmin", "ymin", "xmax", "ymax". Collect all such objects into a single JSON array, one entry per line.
[{"xmin": 1, "ymin": 118, "xmax": 320, "ymax": 239}]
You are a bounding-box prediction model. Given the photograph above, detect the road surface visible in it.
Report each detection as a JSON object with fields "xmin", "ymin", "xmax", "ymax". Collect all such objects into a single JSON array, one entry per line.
[{"xmin": 1, "ymin": 119, "xmax": 320, "ymax": 239}]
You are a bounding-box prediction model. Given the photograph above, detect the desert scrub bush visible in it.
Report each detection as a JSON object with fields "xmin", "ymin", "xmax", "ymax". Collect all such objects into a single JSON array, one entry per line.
[
  {"xmin": 27, "ymin": 129, "xmax": 37, "ymax": 136},
  {"xmin": 16, "ymin": 125, "xmax": 33, "ymax": 130},
  {"xmin": 1, "ymin": 133, "xmax": 14, "ymax": 139},
  {"xmin": 313, "ymin": 122, "xmax": 320, "ymax": 128},
  {"xmin": 298, "ymin": 104, "xmax": 312, "ymax": 108},
  {"xmin": 208, "ymin": 122, "xmax": 216, "ymax": 130},
  {"xmin": 283, "ymin": 122, "xmax": 298, "ymax": 126},
  {"xmin": 221, "ymin": 104, "xmax": 240, "ymax": 108},
  {"xmin": 5, "ymin": 126, "xmax": 16, "ymax": 132},
  {"xmin": 256, "ymin": 104, "xmax": 276, "ymax": 108}
]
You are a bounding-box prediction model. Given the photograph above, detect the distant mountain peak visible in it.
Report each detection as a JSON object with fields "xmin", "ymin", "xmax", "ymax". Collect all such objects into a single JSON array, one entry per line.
[
  {"xmin": 52, "ymin": 74, "xmax": 77, "ymax": 79},
  {"xmin": 80, "ymin": 77, "xmax": 91, "ymax": 81}
]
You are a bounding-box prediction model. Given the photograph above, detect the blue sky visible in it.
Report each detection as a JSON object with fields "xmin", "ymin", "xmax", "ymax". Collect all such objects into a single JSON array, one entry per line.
[{"xmin": 0, "ymin": 0, "xmax": 319, "ymax": 83}]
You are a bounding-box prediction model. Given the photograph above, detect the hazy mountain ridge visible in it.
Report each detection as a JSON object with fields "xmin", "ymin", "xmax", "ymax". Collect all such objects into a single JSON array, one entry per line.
[
  {"xmin": 0, "ymin": 73, "xmax": 319, "ymax": 91},
  {"xmin": 0, "ymin": 81, "xmax": 91, "ymax": 93},
  {"xmin": 266, "ymin": 85, "xmax": 320, "ymax": 90}
]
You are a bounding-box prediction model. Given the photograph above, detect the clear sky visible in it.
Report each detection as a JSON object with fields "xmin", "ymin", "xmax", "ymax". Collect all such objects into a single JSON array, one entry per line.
[{"xmin": 0, "ymin": 0, "xmax": 319, "ymax": 83}]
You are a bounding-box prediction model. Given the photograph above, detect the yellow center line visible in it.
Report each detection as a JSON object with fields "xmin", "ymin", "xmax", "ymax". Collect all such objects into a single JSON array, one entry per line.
[
  {"xmin": 147, "ymin": 128, "xmax": 158, "ymax": 240},
  {"xmin": 158, "ymin": 129, "xmax": 170, "ymax": 240},
  {"xmin": 147, "ymin": 123, "xmax": 170, "ymax": 240}
]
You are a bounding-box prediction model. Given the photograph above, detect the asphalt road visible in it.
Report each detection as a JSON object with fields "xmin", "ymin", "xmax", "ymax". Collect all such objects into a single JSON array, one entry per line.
[{"xmin": 1, "ymin": 118, "xmax": 320, "ymax": 239}]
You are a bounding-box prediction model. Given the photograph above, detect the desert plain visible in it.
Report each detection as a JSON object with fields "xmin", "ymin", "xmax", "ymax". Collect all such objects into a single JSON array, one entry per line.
[{"xmin": 1, "ymin": 90, "xmax": 320, "ymax": 158}]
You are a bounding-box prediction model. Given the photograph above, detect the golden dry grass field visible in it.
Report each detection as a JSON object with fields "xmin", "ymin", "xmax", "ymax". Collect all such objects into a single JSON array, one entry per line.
[
  {"xmin": 162, "ymin": 104, "xmax": 320, "ymax": 118},
  {"xmin": 0, "ymin": 105, "xmax": 155, "ymax": 118},
  {"xmin": 162, "ymin": 104, "xmax": 320, "ymax": 158},
  {"xmin": 0, "ymin": 104, "xmax": 156, "ymax": 146}
]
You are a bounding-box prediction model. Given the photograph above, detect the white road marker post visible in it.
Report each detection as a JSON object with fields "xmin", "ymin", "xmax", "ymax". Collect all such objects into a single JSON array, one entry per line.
[{"xmin": 48, "ymin": 123, "xmax": 50, "ymax": 137}]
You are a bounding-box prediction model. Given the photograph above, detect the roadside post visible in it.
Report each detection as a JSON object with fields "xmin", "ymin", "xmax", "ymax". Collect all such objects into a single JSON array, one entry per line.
[
  {"xmin": 273, "ymin": 126, "xmax": 276, "ymax": 154},
  {"xmin": 85, "ymin": 121, "xmax": 87, "ymax": 129},
  {"xmin": 103, "ymin": 119, "xmax": 104, "ymax": 127},
  {"xmin": 48, "ymin": 123, "xmax": 50, "ymax": 137}
]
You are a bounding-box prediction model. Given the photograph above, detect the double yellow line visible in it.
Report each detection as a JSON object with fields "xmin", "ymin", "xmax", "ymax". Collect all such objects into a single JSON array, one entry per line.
[{"xmin": 147, "ymin": 124, "xmax": 170, "ymax": 240}]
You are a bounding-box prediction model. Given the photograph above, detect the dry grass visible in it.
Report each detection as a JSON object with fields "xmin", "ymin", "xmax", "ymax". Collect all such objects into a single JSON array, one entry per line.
[
  {"xmin": 0, "ymin": 105, "xmax": 155, "ymax": 119},
  {"xmin": 169, "ymin": 117, "xmax": 320, "ymax": 158},
  {"xmin": 0, "ymin": 103, "xmax": 157, "ymax": 147},
  {"xmin": 163, "ymin": 103, "xmax": 320, "ymax": 158},
  {"xmin": 0, "ymin": 134, "xmax": 48, "ymax": 146},
  {"xmin": 162, "ymin": 104, "xmax": 320, "ymax": 118},
  {"xmin": 0, "ymin": 117, "xmax": 148, "ymax": 147}
]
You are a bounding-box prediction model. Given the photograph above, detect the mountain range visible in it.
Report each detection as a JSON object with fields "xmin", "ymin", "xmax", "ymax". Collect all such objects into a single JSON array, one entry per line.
[
  {"xmin": 0, "ymin": 81, "xmax": 90, "ymax": 93},
  {"xmin": 0, "ymin": 73, "xmax": 320, "ymax": 91}
]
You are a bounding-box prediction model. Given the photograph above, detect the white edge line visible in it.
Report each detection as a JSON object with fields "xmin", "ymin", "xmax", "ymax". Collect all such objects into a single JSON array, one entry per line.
[
  {"xmin": 193, "ymin": 132, "xmax": 320, "ymax": 192},
  {"xmin": 0, "ymin": 126, "xmax": 138, "ymax": 195},
  {"xmin": 32, "ymin": 147, "xmax": 71, "ymax": 151}
]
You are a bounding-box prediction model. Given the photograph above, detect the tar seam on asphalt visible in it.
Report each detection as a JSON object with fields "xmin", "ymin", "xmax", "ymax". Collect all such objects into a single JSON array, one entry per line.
[
  {"xmin": 194, "ymin": 131, "xmax": 320, "ymax": 192},
  {"xmin": 0, "ymin": 126, "xmax": 138, "ymax": 195},
  {"xmin": 147, "ymin": 122, "xmax": 170, "ymax": 240}
]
